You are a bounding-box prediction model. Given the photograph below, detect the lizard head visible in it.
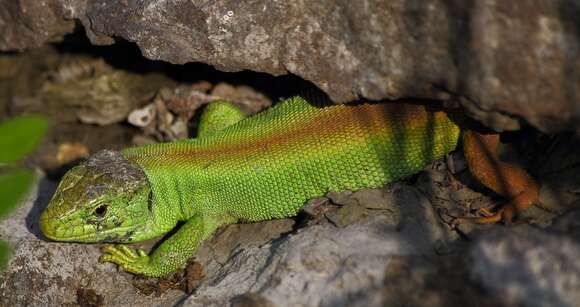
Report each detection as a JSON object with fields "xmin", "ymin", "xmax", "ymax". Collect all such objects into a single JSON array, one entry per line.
[{"xmin": 40, "ymin": 150, "xmax": 155, "ymax": 243}]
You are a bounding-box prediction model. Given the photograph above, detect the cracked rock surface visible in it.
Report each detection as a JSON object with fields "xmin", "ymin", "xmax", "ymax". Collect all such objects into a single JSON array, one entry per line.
[{"xmin": 1, "ymin": 0, "xmax": 579, "ymax": 132}]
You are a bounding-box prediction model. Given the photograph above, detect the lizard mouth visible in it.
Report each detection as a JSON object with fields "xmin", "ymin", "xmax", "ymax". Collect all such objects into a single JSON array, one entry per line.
[
  {"xmin": 39, "ymin": 209, "xmax": 61, "ymax": 240},
  {"xmin": 39, "ymin": 209, "xmax": 136, "ymax": 242}
]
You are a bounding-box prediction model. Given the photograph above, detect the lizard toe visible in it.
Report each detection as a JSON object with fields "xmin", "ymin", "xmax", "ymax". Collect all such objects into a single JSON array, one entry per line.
[{"xmin": 99, "ymin": 244, "xmax": 150, "ymax": 271}]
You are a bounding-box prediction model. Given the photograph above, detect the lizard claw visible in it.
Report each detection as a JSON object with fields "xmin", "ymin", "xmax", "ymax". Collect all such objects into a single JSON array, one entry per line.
[
  {"xmin": 99, "ymin": 245, "xmax": 151, "ymax": 275},
  {"xmin": 450, "ymin": 205, "xmax": 515, "ymax": 226}
]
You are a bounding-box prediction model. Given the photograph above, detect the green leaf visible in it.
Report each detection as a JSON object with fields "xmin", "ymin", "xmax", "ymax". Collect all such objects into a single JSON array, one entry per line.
[
  {"xmin": 0, "ymin": 115, "xmax": 48, "ymax": 164},
  {"xmin": 0, "ymin": 240, "xmax": 11, "ymax": 271},
  {"xmin": 0, "ymin": 169, "xmax": 35, "ymax": 218}
]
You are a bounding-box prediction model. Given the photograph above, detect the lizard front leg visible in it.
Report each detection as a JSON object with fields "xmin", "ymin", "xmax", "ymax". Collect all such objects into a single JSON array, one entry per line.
[
  {"xmin": 100, "ymin": 214, "xmax": 223, "ymax": 277},
  {"xmin": 197, "ymin": 100, "xmax": 247, "ymax": 137}
]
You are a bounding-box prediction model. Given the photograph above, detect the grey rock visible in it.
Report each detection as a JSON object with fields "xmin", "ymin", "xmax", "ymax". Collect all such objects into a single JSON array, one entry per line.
[
  {"xmin": 0, "ymin": 0, "xmax": 75, "ymax": 50},
  {"xmin": 350, "ymin": 188, "xmax": 391, "ymax": 210},
  {"xmin": 184, "ymin": 183, "xmax": 460, "ymax": 306},
  {"xmin": 326, "ymin": 190, "xmax": 355, "ymax": 206},
  {"xmin": 41, "ymin": 69, "xmax": 173, "ymax": 126},
  {"xmin": 344, "ymin": 255, "xmax": 504, "ymax": 307},
  {"xmin": 1, "ymin": 0, "xmax": 579, "ymax": 132},
  {"xmin": 230, "ymin": 293, "xmax": 276, "ymax": 307},
  {"xmin": 185, "ymin": 216, "xmax": 417, "ymax": 307},
  {"xmin": 471, "ymin": 226, "xmax": 580, "ymax": 307},
  {"xmin": 324, "ymin": 203, "xmax": 369, "ymax": 227}
]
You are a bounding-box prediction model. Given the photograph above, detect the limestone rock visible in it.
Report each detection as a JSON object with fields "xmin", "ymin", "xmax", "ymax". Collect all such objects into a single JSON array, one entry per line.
[{"xmin": 1, "ymin": 0, "xmax": 578, "ymax": 132}]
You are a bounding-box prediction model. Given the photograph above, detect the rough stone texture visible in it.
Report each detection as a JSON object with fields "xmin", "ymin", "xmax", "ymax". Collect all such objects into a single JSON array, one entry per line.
[
  {"xmin": 182, "ymin": 183, "xmax": 466, "ymax": 307},
  {"xmin": 1, "ymin": 0, "xmax": 579, "ymax": 132},
  {"xmin": 471, "ymin": 225, "xmax": 580, "ymax": 307},
  {"xmin": 0, "ymin": 0, "xmax": 75, "ymax": 50},
  {"xmin": 186, "ymin": 217, "xmax": 414, "ymax": 307}
]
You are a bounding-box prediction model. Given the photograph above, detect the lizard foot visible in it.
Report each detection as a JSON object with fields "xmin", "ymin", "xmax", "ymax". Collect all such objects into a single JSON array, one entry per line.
[
  {"xmin": 459, "ymin": 131, "xmax": 539, "ymax": 226},
  {"xmin": 451, "ymin": 204, "xmax": 516, "ymax": 226},
  {"xmin": 450, "ymin": 185, "xmax": 539, "ymax": 226},
  {"xmin": 99, "ymin": 245, "xmax": 152, "ymax": 275}
]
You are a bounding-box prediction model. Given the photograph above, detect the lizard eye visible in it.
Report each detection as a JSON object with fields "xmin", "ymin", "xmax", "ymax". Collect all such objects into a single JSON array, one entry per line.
[{"xmin": 94, "ymin": 204, "xmax": 108, "ymax": 217}]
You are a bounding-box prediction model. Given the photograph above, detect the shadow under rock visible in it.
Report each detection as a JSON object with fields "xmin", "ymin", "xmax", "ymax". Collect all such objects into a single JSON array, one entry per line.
[
  {"xmin": 26, "ymin": 158, "xmax": 86, "ymax": 240},
  {"xmin": 376, "ymin": 181, "xmax": 465, "ymax": 258},
  {"xmin": 472, "ymin": 228, "xmax": 574, "ymax": 307},
  {"xmin": 25, "ymin": 177, "xmax": 58, "ymax": 240},
  {"xmin": 323, "ymin": 254, "xmax": 507, "ymax": 307}
]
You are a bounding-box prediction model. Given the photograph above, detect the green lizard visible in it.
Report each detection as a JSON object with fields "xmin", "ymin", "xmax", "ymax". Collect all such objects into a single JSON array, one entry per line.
[{"xmin": 39, "ymin": 96, "xmax": 538, "ymax": 277}]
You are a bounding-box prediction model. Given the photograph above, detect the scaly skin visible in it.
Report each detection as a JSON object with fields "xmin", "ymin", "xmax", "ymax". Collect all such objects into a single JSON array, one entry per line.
[{"xmin": 39, "ymin": 96, "xmax": 535, "ymax": 277}]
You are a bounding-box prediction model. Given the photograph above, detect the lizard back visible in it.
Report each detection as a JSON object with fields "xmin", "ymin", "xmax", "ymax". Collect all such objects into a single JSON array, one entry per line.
[{"xmin": 122, "ymin": 97, "xmax": 461, "ymax": 222}]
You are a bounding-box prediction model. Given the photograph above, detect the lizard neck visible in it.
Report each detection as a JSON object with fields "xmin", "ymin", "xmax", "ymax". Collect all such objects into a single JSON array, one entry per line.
[{"xmin": 121, "ymin": 148, "xmax": 205, "ymax": 229}]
